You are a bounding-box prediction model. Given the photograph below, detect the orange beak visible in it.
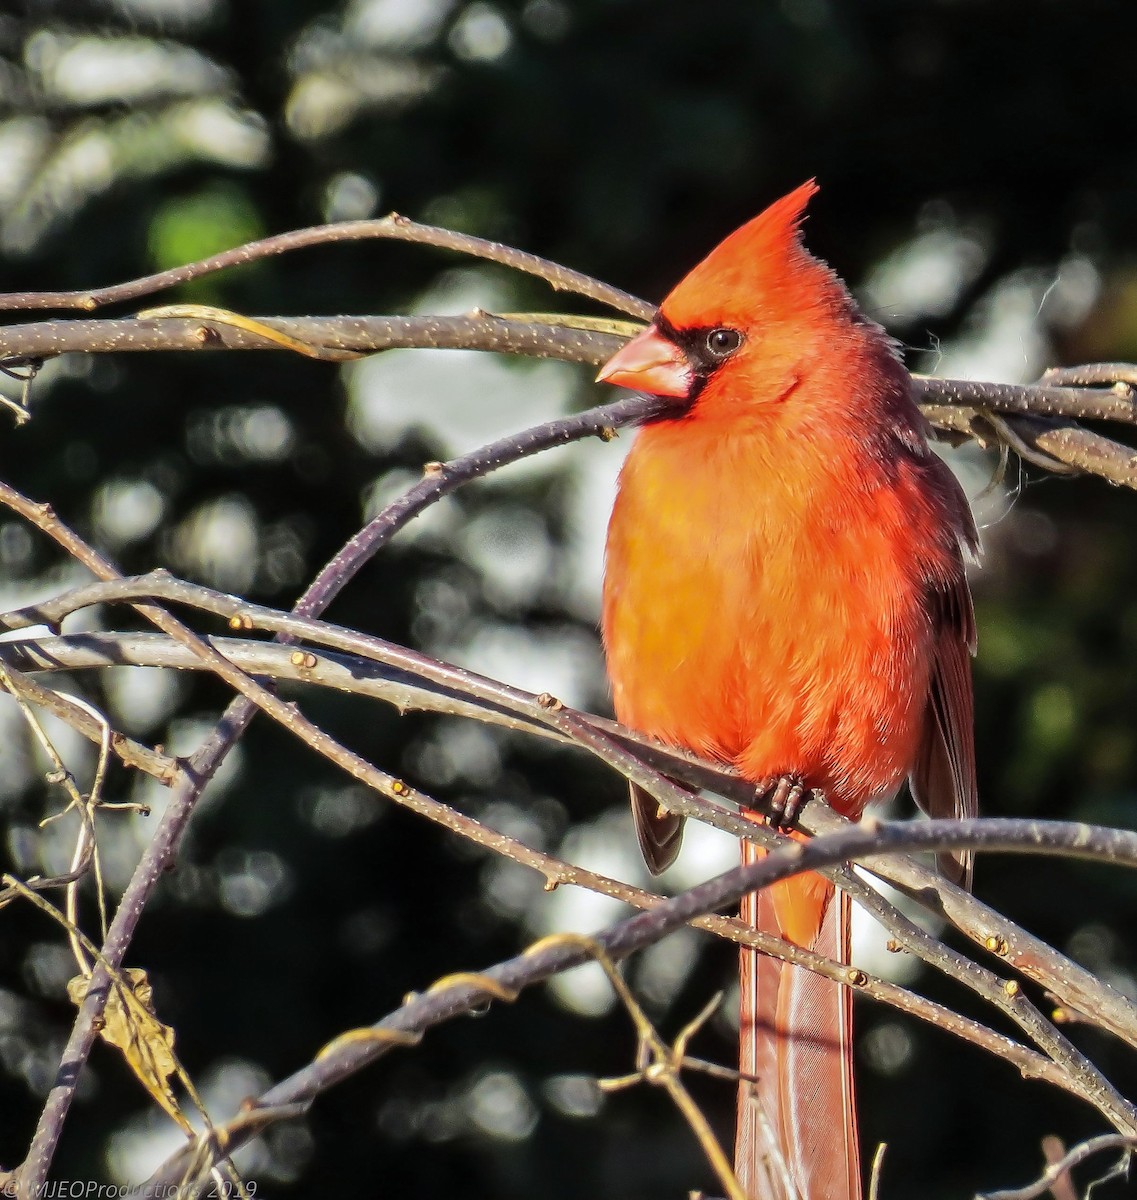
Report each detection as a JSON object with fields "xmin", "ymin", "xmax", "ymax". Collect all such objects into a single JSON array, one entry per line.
[{"xmin": 596, "ymin": 325, "xmax": 694, "ymax": 399}]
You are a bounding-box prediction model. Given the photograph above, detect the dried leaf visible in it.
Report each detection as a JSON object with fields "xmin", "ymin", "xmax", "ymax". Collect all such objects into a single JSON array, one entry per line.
[{"xmin": 68, "ymin": 968, "xmax": 190, "ymax": 1131}]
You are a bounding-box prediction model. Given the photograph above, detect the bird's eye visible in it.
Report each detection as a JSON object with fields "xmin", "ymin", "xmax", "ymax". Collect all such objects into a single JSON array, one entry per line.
[{"xmin": 705, "ymin": 328, "xmax": 743, "ymax": 358}]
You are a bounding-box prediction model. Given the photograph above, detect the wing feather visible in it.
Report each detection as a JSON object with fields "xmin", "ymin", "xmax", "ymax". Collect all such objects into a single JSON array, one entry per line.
[
  {"xmin": 910, "ymin": 568, "xmax": 978, "ymax": 888},
  {"xmin": 629, "ymin": 782, "xmax": 685, "ymax": 874}
]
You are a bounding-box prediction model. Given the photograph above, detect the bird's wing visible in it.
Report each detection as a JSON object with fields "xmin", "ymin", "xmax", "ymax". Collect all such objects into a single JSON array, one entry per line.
[
  {"xmin": 628, "ymin": 782, "xmax": 685, "ymax": 875},
  {"xmin": 910, "ymin": 567, "xmax": 978, "ymax": 888}
]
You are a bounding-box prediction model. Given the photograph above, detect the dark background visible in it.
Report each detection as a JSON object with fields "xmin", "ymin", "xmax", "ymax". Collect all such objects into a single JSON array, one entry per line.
[{"xmin": 2, "ymin": 1, "xmax": 1137, "ymax": 1196}]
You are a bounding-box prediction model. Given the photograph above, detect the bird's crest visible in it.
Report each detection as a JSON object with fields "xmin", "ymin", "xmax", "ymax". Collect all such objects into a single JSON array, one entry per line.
[{"xmin": 660, "ymin": 180, "xmax": 822, "ymax": 329}]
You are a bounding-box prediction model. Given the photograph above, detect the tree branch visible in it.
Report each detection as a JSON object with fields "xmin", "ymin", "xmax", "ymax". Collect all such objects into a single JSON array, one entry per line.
[
  {"xmin": 143, "ymin": 815, "xmax": 1137, "ymax": 1192},
  {"xmin": 0, "ymin": 312, "xmax": 627, "ymax": 367},
  {"xmin": 10, "ymin": 567, "xmax": 1137, "ymax": 1052},
  {"xmin": 978, "ymin": 1134, "xmax": 1137, "ymax": 1200},
  {"xmin": 0, "ymin": 214, "xmax": 654, "ymax": 320},
  {"xmin": 6, "ymin": 392, "xmax": 677, "ymax": 1194}
]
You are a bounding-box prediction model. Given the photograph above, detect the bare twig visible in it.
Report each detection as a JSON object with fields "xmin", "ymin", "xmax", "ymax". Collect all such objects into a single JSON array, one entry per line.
[
  {"xmin": 1040, "ymin": 363, "xmax": 1137, "ymax": 388},
  {"xmin": 914, "ymin": 375, "xmax": 1137, "ymax": 428},
  {"xmin": 144, "ymin": 815, "xmax": 1137, "ymax": 1189},
  {"xmin": 804, "ymin": 803, "xmax": 1137, "ymax": 1051},
  {"xmin": 0, "ymin": 312, "xmax": 626, "ymax": 368},
  {"xmin": 0, "ymin": 631, "xmax": 1097, "ymax": 1113},
  {"xmin": 0, "ymin": 624, "xmax": 1120, "ymax": 1092},
  {"xmin": 2, "ymin": 638, "xmax": 1117, "ymax": 1171},
  {"xmin": 571, "ymin": 941, "xmax": 744, "ymax": 1200},
  {"xmin": 529, "ymin": 694, "xmax": 1137, "ymax": 1107},
  {"xmin": 832, "ymin": 863, "xmax": 1137, "ymax": 1136},
  {"xmin": 7, "ymin": 590, "xmax": 1136, "ymax": 1058},
  {"xmin": 7, "ymin": 392, "xmax": 678, "ymax": 1194},
  {"xmin": 8, "ymin": 310, "xmax": 1137, "ymax": 444},
  {"xmin": 1040, "ymin": 1136, "xmax": 1077, "ymax": 1200},
  {"xmin": 4, "ymin": 879, "xmax": 233, "ymax": 1158},
  {"xmin": 1017, "ymin": 418, "xmax": 1137, "ymax": 487},
  {"xmin": 977, "ymin": 1134, "xmax": 1137, "ymax": 1200},
  {"xmin": 0, "ymin": 213, "xmax": 654, "ymax": 320},
  {"xmin": 0, "ymin": 661, "xmax": 109, "ymax": 968},
  {"xmin": 0, "ymin": 656, "xmax": 176, "ymax": 783},
  {"xmin": 9, "ymin": 620, "xmax": 1084, "ymax": 1116}
]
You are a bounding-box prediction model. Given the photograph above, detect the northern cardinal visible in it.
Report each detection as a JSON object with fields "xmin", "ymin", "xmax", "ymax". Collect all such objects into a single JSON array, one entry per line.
[{"xmin": 599, "ymin": 182, "xmax": 977, "ymax": 1200}]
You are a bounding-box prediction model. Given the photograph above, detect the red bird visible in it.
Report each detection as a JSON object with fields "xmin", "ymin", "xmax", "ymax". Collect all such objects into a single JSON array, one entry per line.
[{"xmin": 599, "ymin": 182, "xmax": 977, "ymax": 1200}]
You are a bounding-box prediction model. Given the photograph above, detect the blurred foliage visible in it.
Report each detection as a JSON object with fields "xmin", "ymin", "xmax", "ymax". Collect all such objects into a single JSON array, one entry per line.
[{"xmin": 2, "ymin": 0, "xmax": 1137, "ymax": 1197}]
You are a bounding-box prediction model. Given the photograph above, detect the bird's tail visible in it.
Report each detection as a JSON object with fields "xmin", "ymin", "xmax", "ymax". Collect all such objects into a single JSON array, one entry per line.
[{"xmin": 735, "ymin": 825, "xmax": 861, "ymax": 1200}]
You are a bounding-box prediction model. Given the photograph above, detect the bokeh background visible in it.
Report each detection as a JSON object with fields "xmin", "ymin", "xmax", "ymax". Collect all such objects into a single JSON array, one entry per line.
[{"xmin": 2, "ymin": 1, "xmax": 1137, "ymax": 1196}]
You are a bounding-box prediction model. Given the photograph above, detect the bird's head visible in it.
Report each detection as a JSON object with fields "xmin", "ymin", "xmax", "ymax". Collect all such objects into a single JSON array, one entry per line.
[{"xmin": 597, "ymin": 181, "xmax": 863, "ymax": 422}]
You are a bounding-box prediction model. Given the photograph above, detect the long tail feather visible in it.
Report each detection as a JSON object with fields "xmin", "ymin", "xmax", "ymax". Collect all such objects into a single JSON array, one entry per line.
[{"xmin": 736, "ymin": 829, "xmax": 861, "ymax": 1200}]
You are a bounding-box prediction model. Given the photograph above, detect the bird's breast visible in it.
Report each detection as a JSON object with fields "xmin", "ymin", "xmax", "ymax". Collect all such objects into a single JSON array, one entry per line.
[{"xmin": 602, "ymin": 421, "xmax": 940, "ymax": 815}]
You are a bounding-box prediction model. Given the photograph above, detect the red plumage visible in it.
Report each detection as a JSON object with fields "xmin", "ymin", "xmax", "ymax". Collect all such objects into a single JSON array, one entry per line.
[{"xmin": 600, "ymin": 182, "xmax": 978, "ymax": 1199}]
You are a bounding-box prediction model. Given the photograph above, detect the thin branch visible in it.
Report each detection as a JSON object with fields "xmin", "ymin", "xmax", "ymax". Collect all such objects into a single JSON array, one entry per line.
[
  {"xmin": 0, "ymin": 573, "xmax": 770, "ymax": 785},
  {"xmin": 0, "ymin": 626, "xmax": 1107, "ymax": 1108},
  {"xmin": 3, "ymin": 630, "xmax": 1121, "ymax": 1159},
  {"xmin": 868, "ymin": 1144, "xmax": 887, "ymax": 1200},
  {"xmin": 586, "ymin": 950, "xmax": 744, "ymax": 1200},
  {"xmin": 978, "ymin": 1134, "xmax": 1137, "ymax": 1200},
  {"xmin": 804, "ymin": 803, "xmax": 1137, "ymax": 1051},
  {"xmin": 548, "ymin": 704, "xmax": 1137, "ymax": 1133},
  {"xmin": 9, "ymin": 570, "xmax": 1137, "ymax": 1058},
  {"xmin": 7, "ymin": 392, "xmax": 677, "ymax": 1193},
  {"xmin": 3, "ymin": 879, "xmax": 229, "ymax": 1152},
  {"xmin": 0, "ymin": 656, "xmax": 177, "ymax": 784},
  {"xmin": 0, "ymin": 312, "xmax": 627, "ymax": 367},
  {"xmin": 10, "ymin": 608, "xmax": 1134, "ymax": 1080},
  {"xmin": 2, "ymin": 616, "xmax": 1035, "ymax": 1085},
  {"xmin": 0, "ymin": 661, "xmax": 103, "ymax": 966},
  {"xmin": 2, "ymin": 309, "xmax": 1133, "ymax": 493},
  {"xmin": 290, "ymin": 391, "xmax": 675, "ymax": 621},
  {"xmin": 913, "ymin": 375, "xmax": 1137, "ymax": 428},
  {"xmin": 1040, "ymin": 363, "xmax": 1137, "ymax": 388},
  {"xmin": 0, "ymin": 214, "xmax": 654, "ymax": 320},
  {"xmin": 833, "ymin": 862, "xmax": 1137, "ymax": 1137},
  {"xmin": 145, "ymin": 815, "xmax": 1137, "ymax": 1189},
  {"xmin": 1039, "ymin": 1135, "xmax": 1078, "ymax": 1200},
  {"xmin": 1018, "ymin": 417, "xmax": 1137, "ymax": 487},
  {"xmin": 1, "ymin": 309, "xmax": 1134, "ymax": 431}
]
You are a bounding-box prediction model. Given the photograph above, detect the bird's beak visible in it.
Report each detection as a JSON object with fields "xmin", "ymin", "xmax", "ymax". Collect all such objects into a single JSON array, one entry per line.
[{"xmin": 596, "ymin": 325, "xmax": 694, "ymax": 398}]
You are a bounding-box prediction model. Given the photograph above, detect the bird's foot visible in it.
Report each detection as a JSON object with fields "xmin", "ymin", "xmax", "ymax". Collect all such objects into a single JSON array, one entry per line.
[{"xmin": 753, "ymin": 774, "xmax": 815, "ymax": 830}]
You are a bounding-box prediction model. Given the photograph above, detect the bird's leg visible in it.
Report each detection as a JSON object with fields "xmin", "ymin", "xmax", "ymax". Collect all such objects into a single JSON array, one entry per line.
[{"xmin": 753, "ymin": 773, "xmax": 815, "ymax": 830}]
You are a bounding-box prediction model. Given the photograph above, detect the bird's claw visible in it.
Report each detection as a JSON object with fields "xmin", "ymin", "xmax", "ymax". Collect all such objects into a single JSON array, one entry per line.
[{"xmin": 755, "ymin": 774, "xmax": 813, "ymax": 829}]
